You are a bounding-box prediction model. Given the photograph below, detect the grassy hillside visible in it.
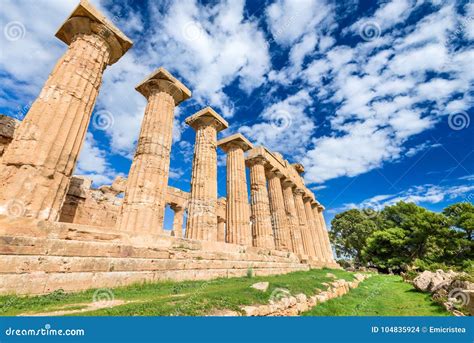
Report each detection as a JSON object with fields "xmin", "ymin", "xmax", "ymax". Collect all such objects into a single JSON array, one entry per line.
[
  {"xmin": 0, "ymin": 270, "xmax": 449, "ymax": 316},
  {"xmin": 303, "ymin": 274, "xmax": 450, "ymax": 316}
]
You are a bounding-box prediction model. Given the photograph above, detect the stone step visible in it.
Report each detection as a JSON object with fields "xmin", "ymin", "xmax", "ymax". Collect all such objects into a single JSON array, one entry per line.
[
  {"xmin": 0, "ymin": 255, "xmax": 308, "ymax": 274},
  {"xmin": 0, "ymin": 235, "xmax": 299, "ymax": 263}
]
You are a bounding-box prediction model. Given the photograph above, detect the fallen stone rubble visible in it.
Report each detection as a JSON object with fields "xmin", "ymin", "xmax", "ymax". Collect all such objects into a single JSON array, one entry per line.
[
  {"xmin": 412, "ymin": 269, "xmax": 473, "ymax": 316},
  {"xmin": 213, "ymin": 273, "xmax": 371, "ymax": 316}
]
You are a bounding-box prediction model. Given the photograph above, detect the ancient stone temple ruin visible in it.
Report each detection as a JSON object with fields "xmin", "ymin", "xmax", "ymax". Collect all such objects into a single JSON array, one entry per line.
[{"xmin": 0, "ymin": 1, "xmax": 337, "ymax": 295}]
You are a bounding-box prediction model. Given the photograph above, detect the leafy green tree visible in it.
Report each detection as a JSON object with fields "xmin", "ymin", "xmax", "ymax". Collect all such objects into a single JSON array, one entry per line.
[
  {"xmin": 379, "ymin": 202, "xmax": 455, "ymax": 260},
  {"xmin": 329, "ymin": 209, "xmax": 377, "ymax": 263},
  {"xmin": 443, "ymin": 202, "xmax": 474, "ymax": 241},
  {"xmin": 362, "ymin": 227, "xmax": 408, "ymax": 271},
  {"xmin": 332, "ymin": 201, "xmax": 472, "ymax": 272}
]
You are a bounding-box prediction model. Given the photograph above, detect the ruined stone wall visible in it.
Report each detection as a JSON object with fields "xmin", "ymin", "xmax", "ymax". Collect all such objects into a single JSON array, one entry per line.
[
  {"xmin": 58, "ymin": 176, "xmax": 226, "ymax": 229},
  {"xmin": 58, "ymin": 176, "xmax": 125, "ymax": 228},
  {"xmin": 0, "ymin": 115, "xmax": 19, "ymax": 159}
]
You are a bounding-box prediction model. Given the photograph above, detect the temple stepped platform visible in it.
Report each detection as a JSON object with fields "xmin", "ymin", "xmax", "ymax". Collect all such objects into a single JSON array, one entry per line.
[{"xmin": 0, "ymin": 215, "xmax": 323, "ymax": 295}]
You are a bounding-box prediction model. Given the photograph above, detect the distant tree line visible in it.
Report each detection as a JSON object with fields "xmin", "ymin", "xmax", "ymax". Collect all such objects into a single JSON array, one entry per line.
[{"xmin": 330, "ymin": 201, "xmax": 473, "ymax": 273}]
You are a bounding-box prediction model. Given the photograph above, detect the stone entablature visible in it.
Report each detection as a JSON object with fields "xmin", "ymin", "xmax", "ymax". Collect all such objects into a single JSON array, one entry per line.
[{"xmin": 247, "ymin": 146, "xmax": 315, "ymax": 202}]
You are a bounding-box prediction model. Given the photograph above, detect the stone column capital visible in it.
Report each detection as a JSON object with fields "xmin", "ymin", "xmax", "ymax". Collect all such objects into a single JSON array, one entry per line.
[
  {"xmin": 303, "ymin": 194, "xmax": 313, "ymax": 202},
  {"xmin": 293, "ymin": 188, "xmax": 305, "ymax": 196},
  {"xmin": 265, "ymin": 168, "xmax": 284, "ymax": 179},
  {"xmin": 292, "ymin": 163, "xmax": 305, "ymax": 174},
  {"xmin": 281, "ymin": 179, "xmax": 295, "ymax": 189},
  {"xmin": 55, "ymin": 1, "xmax": 132, "ymax": 65},
  {"xmin": 217, "ymin": 133, "xmax": 253, "ymax": 153},
  {"xmin": 246, "ymin": 156, "xmax": 267, "ymax": 168},
  {"xmin": 136, "ymin": 68, "xmax": 191, "ymax": 105},
  {"xmin": 185, "ymin": 107, "xmax": 229, "ymax": 132}
]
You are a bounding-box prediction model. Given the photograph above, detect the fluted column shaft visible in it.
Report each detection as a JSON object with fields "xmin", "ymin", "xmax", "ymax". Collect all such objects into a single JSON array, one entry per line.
[
  {"xmin": 311, "ymin": 205, "xmax": 330, "ymax": 262},
  {"xmin": 117, "ymin": 87, "xmax": 175, "ymax": 234},
  {"xmin": 282, "ymin": 182, "xmax": 304, "ymax": 255},
  {"xmin": 294, "ymin": 190, "xmax": 316, "ymax": 257},
  {"xmin": 267, "ymin": 172, "xmax": 290, "ymax": 251},
  {"xmin": 304, "ymin": 199, "xmax": 325, "ymax": 261},
  {"xmin": 186, "ymin": 124, "xmax": 219, "ymax": 241},
  {"xmin": 225, "ymin": 146, "xmax": 251, "ymax": 245},
  {"xmin": 315, "ymin": 208, "xmax": 335, "ymax": 262},
  {"xmin": 0, "ymin": 25, "xmax": 114, "ymax": 221},
  {"xmin": 248, "ymin": 159, "xmax": 274, "ymax": 249}
]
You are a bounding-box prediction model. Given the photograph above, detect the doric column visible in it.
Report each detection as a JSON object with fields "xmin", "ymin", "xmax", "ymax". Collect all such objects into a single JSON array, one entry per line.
[
  {"xmin": 217, "ymin": 217, "xmax": 226, "ymax": 242},
  {"xmin": 247, "ymin": 156, "xmax": 274, "ymax": 250},
  {"xmin": 217, "ymin": 134, "xmax": 253, "ymax": 246},
  {"xmin": 293, "ymin": 189, "xmax": 316, "ymax": 258},
  {"xmin": 266, "ymin": 170, "xmax": 291, "ymax": 251},
  {"xmin": 0, "ymin": 2, "xmax": 132, "ymax": 220},
  {"xmin": 117, "ymin": 68, "xmax": 191, "ymax": 234},
  {"xmin": 170, "ymin": 205, "xmax": 185, "ymax": 238},
  {"xmin": 304, "ymin": 197, "xmax": 325, "ymax": 262},
  {"xmin": 185, "ymin": 107, "xmax": 228, "ymax": 241},
  {"xmin": 315, "ymin": 205, "xmax": 335, "ymax": 262},
  {"xmin": 311, "ymin": 203, "xmax": 329, "ymax": 262},
  {"xmin": 281, "ymin": 181, "xmax": 304, "ymax": 255}
]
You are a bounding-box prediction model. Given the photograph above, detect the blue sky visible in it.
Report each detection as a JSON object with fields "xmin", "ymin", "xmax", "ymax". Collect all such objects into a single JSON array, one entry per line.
[{"xmin": 0, "ymin": 0, "xmax": 473, "ymax": 229}]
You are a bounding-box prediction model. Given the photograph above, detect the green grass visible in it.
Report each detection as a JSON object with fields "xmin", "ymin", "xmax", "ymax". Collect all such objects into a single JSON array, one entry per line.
[
  {"xmin": 0, "ymin": 270, "xmax": 449, "ymax": 316},
  {"xmin": 303, "ymin": 274, "xmax": 450, "ymax": 316},
  {"xmin": 0, "ymin": 268, "xmax": 353, "ymax": 316}
]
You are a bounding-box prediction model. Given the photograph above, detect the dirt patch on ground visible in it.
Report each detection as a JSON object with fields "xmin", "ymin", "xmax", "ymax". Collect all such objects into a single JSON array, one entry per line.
[{"xmin": 18, "ymin": 300, "xmax": 128, "ymax": 316}]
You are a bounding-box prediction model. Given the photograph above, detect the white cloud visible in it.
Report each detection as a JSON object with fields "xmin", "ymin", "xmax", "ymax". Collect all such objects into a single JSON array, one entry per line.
[
  {"xmin": 76, "ymin": 132, "xmax": 119, "ymax": 186},
  {"xmin": 347, "ymin": 0, "xmax": 418, "ymax": 36},
  {"xmin": 347, "ymin": 181, "xmax": 474, "ymax": 210},
  {"xmin": 239, "ymin": 90, "xmax": 315, "ymax": 156},
  {"xmin": 405, "ymin": 141, "xmax": 441, "ymax": 157},
  {"xmin": 266, "ymin": 0, "xmax": 333, "ymax": 46},
  {"xmin": 145, "ymin": 0, "xmax": 271, "ymax": 117}
]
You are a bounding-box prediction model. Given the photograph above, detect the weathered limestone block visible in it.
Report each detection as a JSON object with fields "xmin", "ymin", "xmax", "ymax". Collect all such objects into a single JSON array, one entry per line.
[
  {"xmin": 185, "ymin": 107, "xmax": 228, "ymax": 241},
  {"xmin": 217, "ymin": 133, "xmax": 253, "ymax": 246},
  {"xmin": 58, "ymin": 176, "xmax": 121, "ymax": 227},
  {"xmin": 117, "ymin": 68, "xmax": 191, "ymax": 234},
  {"xmin": 0, "ymin": 1, "xmax": 132, "ymax": 221},
  {"xmin": 247, "ymin": 156, "xmax": 275, "ymax": 250},
  {"xmin": 281, "ymin": 181, "xmax": 304, "ymax": 255},
  {"xmin": 266, "ymin": 170, "xmax": 291, "ymax": 251}
]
